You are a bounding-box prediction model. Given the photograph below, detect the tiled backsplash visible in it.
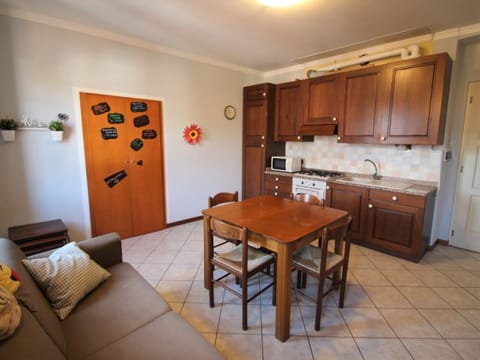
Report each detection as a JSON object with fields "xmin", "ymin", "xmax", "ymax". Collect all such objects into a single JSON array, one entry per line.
[{"xmin": 286, "ymin": 136, "xmax": 443, "ymax": 182}]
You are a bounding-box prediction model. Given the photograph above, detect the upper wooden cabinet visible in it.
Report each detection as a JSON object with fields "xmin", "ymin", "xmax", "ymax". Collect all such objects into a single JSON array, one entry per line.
[
  {"xmin": 274, "ymin": 80, "xmax": 305, "ymax": 142},
  {"xmin": 379, "ymin": 53, "xmax": 452, "ymax": 145},
  {"xmin": 300, "ymin": 74, "xmax": 340, "ymax": 135},
  {"xmin": 243, "ymin": 83, "xmax": 285, "ymax": 200},
  {"xmin": 337, "ymin": 66, "xmax": 385, "ymax": 144}
]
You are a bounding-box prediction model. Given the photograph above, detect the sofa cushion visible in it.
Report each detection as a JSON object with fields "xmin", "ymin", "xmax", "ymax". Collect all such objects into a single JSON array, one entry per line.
[
  {"xmin": 84, "ymin": 311, "xmax": 224, "ymax": 360},
  {"xmin": 0, "ymin": 239, "xmax": 66, "ymax": 355},
  {"xmin": 22, "ymin": 242, "xmax": 111, "ymax": 320},
  {"xmin": 0, "ymin": 304, "xmax": 65, "ymax": 360},
  {"xmin": 62, "ymin": 262, "xmax": 171, "ymax": 360}
]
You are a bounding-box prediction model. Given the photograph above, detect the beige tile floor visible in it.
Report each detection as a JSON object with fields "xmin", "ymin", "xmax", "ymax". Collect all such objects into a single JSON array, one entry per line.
[{"xmin": 122, "ymin": 220, "xmax": 480, "ymax": 360}]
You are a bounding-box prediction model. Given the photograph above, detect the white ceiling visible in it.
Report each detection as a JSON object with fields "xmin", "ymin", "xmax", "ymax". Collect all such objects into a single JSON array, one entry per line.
[{"xmin": 1, "ymin": 0, "xmax": 479, "ymax": 72}]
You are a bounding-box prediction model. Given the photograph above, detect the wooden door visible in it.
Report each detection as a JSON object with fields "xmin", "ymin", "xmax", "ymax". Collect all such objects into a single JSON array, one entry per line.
[
  {"xmin": 243, "ymin": 99, "xmax": 267, "ymax": 199},
  {"xmin": 452, "ymin": 81, "xmax": 480, "ymax": 251},
  {"xmin": 301, "ymin": 74, "xmax": 340, "ymax": 135},
  {"xmin": 338, "ymin": 66, "xmax": 385, "ymax": 144},
  {"xmin": 381, "ymin": 53, "xmax": 451, "ymax": 145},
  {"xmin": 274, "ymin": 80, "xmax": 304, "ymax": 141},
  {"xmin": 326, "ymin": 182, "xmax": 368, "ymax": 242},
  {"xmin": 80, "ymin": 93, "xmax": 166, "ymax": 238}
]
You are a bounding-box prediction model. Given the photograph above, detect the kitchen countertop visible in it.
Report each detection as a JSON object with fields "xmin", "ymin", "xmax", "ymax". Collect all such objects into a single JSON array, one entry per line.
[{"xmin": 265, "ymin": 168, "xmax": 437, "ymax": 197}]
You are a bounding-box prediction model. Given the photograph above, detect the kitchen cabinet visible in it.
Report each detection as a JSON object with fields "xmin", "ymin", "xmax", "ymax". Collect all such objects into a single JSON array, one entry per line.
[
  {"xmin": 379, "ymin": 52, "xmax": 451, "ymax": 145},
  {"xmin": 337, "ymin": 66, "xmax": 385, "ymax": 144},
  {"xmin": 274, "ymin": 80, "xmax": 312, "ymax": 142},
  {"xmin": 264, "ymin": 173, "xmax": 292, "ymax": 198},
  {"xmin": 326, "ymin": 182, "xmax": 369, "ymax": 242},
  {"xmin": 300, "ymin": 74, "xmax": 340, "ymax": 135},
  {"xmin": 327, "ymin": 182, "xmax": 435, "ymax": 262},
  {"xmin": 243, "ymin": 83, "xmax": 285, "ymax": 199},
  {"xmin": 365, "ymin": 189, "xmax": 435, "ymax": 261}
]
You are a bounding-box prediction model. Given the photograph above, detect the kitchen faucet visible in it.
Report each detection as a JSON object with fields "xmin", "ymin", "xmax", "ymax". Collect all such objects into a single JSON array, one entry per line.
[{"xmin": 364, "ymin": 159, "xmax": 380, "ymax": 179}]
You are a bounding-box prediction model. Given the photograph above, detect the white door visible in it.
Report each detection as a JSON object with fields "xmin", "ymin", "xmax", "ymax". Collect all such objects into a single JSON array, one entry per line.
[{"xmin": 451, "ymin": 81, "xmax": 480, "ymax": 251}]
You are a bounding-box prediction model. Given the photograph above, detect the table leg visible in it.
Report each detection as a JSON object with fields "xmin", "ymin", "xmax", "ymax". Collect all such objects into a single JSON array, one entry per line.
[
  {"xmin": 275, "ymin": 243, "xmax": 292, "ymax": 342},
  {"xmin": 203, "ymin": 215, "xmax": 211, "ymax": 289}
]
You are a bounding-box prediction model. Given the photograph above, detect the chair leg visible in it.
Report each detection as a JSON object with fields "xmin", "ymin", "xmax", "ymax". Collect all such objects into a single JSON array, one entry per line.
[
  {"xmin": 315, "ymin": 275, "xmax": 326, "ymax": 331},
  {"xmin": 208, "ymin": 266, "xmax": 214, "ymax": 308},
  {"xmin": 242, "ymin": 276, "xmax": 248, "ymax": 331},
  {"xmin": 272, "ymin": 261, "xmax": 276, "ymax": 306},
  {"xmin": 301, "ymin": 272, "xmax": 307, "ymax": 288},
  {"xmin": 296, "ymin": 271, "xmax": 303, "ymax": 289},
  {"xmin": 338, "ymin": 264, "xmax": 349, "ymax": 308}
]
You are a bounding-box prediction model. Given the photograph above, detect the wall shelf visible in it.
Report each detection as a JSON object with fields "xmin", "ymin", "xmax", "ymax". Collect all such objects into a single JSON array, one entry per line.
[{"xmin": 17, "ymin": 127, "xmax": 49, "ymax": 131}]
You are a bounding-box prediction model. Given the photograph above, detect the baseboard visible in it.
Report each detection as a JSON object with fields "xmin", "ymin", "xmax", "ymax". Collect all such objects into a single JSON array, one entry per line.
[
  {"xmin": 428, "ymin": 238, "xmax": 449, "ymax": 250},
  {"xmin": 167, "ymin": 216, "xmax": 203, "ymax": 228}
]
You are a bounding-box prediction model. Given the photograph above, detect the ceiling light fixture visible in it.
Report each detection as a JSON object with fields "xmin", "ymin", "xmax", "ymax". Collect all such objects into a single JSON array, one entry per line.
[{"xmin": 257, "ymin": 0, "xmax": 303, "ymax": 7}]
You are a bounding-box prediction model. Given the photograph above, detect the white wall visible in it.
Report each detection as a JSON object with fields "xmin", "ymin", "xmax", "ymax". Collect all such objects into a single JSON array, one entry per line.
[{"xmin": 0, "ymin": 15, "xmax": 260, "ymax": 240}]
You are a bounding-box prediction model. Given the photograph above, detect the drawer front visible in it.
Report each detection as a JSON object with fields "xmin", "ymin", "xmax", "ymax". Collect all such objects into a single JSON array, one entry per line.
[
  {"xmin": 369, "ymin": 189, "xmax": 425, "ymax": 208},
  {"xmin": 264, "ymin": 189, "xmax": 291, "ymax": 198},
  {"xmin": 264, "ymin": 173, "xmax": 292, "ymax": 197},
  {"xmin": 264, "ymin": 173, "xmax": 292, "ymax": 186}
]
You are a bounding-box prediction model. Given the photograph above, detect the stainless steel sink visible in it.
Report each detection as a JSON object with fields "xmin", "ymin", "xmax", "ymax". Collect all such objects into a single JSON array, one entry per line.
[{"xmin": 336, "ymin": 176, "xmax": 411, "ymax": 190}]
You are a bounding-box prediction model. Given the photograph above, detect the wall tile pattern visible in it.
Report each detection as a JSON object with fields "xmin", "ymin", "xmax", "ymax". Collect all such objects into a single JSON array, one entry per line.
[{"xmin": 286, "ymin": 137, "xmax": 443, "ymax": 182}]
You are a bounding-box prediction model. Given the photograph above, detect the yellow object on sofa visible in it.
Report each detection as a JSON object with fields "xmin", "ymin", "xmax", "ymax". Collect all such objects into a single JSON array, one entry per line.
[{"xmin": 0, "ymin": 264, "xmax": 20, "ymax": 294}]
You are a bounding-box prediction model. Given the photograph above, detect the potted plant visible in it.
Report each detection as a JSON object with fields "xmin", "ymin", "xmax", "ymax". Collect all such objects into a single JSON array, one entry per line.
[
  {"xmin": 48, "ymin": 120, "xmax": 65, "ymax": 142},
  {"xmin": 0, "ymin": 117, "xmax": 18, "ymax": 142}
]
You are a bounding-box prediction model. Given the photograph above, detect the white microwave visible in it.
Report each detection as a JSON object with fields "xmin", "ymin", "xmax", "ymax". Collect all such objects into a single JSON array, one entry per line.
[{"xmin": 271, "ymin": 156, "xmax": 302, "ymax": 173}]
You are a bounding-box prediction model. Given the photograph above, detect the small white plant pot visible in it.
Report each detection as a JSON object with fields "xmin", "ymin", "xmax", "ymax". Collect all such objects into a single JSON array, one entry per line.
[
  {"xmin": 1, "ymin": 130, "xmax": 16, "ymax": 142},
  {"xmin": 51, "ymin": 131, "xmax": 64, "ymax": 142}
]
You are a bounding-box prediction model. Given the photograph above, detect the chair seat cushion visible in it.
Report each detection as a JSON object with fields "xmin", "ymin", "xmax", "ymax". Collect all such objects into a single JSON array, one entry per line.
[
  {"xmin": 214, "ymin": 245, "xmax": 273, "ymax": 272},
  {"xmin": 293, "ymin": 246, "xmax": 343, "ymax": 273}
]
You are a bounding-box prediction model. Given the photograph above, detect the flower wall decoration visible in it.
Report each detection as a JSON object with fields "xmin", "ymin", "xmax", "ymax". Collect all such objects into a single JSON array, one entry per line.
[{"xmin": 183, "ymin": 123, "xmax": 202, "ymax": 144}]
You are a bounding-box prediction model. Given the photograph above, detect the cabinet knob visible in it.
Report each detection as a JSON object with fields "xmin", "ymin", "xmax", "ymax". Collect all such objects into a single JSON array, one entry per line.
[
  {"xmin": 275, "ymin": 185, "xmax": 279, "ymax": 189},
  {"xmin": 332, "ymin": 117, "xmax": 337, "ymax": 122},
  {"xmin": 261, "ymin": 135, "xmax": 265, "ymax": 139},
  {"xmin": 297, "ymin": 136, "xmax": 301, "ymax": 140},
  {"xmin": 274, "ymin": 192, "xmax": 278, "ymax": 196},
  {"xmin": 368, "ymin": 204, "xmax": 373, "ymax": 208},
  {"xmin": 392, "ymin": 196, "xmax": 398, "ymax": 201},
  {"xmin": 261, "ymin": 144, "xmax": 264, "ymax": 148},
  {"xmin": 262, "ymin": 92, "xmax": 266, "ymax": 97},
  {"xmin": 337, "ymin": 136, "xmax": 341, "ymax": 141},
  {"xmin": 326, "ymin": 185, "xmax": 330, "ymax": 190},
  {"xmin": 275, "ymin": 177, "xmax": 279, "ymax": 181},
  {"xmin": 380, "ymin": 136, "xmax": 386, "ymax": 141}
]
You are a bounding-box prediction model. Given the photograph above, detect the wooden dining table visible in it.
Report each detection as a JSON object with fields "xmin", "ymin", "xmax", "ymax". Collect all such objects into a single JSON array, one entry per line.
[{"xmin": 202, "ymin": 195, "xmax": 349, "ymax": 342}]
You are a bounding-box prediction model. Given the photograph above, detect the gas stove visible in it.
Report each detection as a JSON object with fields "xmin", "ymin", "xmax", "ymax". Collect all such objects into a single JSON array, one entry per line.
[
  {"xmin": 296, "ymin": 169, "xmax": 344, "ymax": 179},
  {"xmin": 292, "ymin": 169, "xmax": 344, "ymax": 200}
]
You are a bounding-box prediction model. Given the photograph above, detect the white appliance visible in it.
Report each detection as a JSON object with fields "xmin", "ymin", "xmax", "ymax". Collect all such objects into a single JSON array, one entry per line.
[
  {"xmin": 291, "ymin": 169, "xmax": 343, "ymax": 200},
  {"xmin": 271, "ymin": 156, "xmax": 302, "ymax": 173}
]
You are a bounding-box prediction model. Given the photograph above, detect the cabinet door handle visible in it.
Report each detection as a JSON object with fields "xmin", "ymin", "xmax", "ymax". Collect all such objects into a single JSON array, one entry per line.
[
  {"xmin": 380, "ymin": 136, "xmax": 386, "ymax": 141},
  {"xmin": 261, "ymin": 144, "xmax": 264, "ymax": 148},
  {"xmin": 275, "ymin": 177, "xmax": 279, "ymax": 181},
  {"xmin": 274, "ymin": 192, "xmax": 278, "ymax": 196},
  {"xmin": 392, "ymin": 196, "xmax": 398, "ymax": 201},
  {"xmin": 326, "ymin": 185, "xmax": 330, "ymax": 190},
  {"xmin": 297, "ymin": 136, "xmax": 301, "ymax": 140},
  {"xmin": 275, "ymin": 185, "xmax": 279, "ymax": 189},
  {"xmin": 332, "ymin": 117, "xmax": 337, "ymax": 122},
  {"xmin": 261, "ymin": 135, "xmax": 265, "ymax": 139},
  {"xmin": 337, "ymin": 136, "xmax": 341, "ymax": 141},
  {"xmin": 368, "ymin": 204, "xmax": 373, "ymax": 208},
  {"xmin": 262, "ymin": 92, "xmax": 266, "ymax": 97}
]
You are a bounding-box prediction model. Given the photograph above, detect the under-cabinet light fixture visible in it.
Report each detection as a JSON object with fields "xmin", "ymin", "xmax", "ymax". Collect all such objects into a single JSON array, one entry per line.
[{"xmin": 257, "ymin": 0, "xmax": 303, "ymax": 7}]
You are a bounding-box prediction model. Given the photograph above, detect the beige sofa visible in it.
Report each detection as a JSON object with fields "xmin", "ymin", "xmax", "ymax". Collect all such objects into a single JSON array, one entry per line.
[{"xmin": 0, "ymin": 234, "xmax": 223, "ymax": 359}]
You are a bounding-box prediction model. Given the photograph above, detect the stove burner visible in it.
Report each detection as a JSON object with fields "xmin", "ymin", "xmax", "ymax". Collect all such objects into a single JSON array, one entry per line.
[{"xmin": 298, "ymin": 169, "xmax": 343, "ymax": 178}]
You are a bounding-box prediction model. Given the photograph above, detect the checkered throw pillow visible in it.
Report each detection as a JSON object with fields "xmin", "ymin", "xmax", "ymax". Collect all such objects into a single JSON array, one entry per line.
[{"xmin": 22, "ymin": 242, "xmax": 111, "ymax": 320}]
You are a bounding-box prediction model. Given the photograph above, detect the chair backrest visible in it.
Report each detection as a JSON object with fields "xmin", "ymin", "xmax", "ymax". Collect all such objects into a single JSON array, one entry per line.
[
  {"xmin": 208, "ymin": 191, "xmax": 239, "ymax": 208},
  {"xmin": 293, "ymin": 193, "xmax": 324, "ymax": 207},
  {"xmin": 320, "ymin": 216, "xmax": 352, "ymax": 269},
  {"xmin": 208, "ymin": 217, "xmax": 249, "ymax": 272}
]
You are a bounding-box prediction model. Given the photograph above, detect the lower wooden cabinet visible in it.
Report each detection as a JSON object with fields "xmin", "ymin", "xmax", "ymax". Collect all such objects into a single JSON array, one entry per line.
[
  {"xmin": 327, "ymin": 182, "xmax": 435, "ymax": 262},
  {"xmin": 264, "ymin": 173, "xmax": 292, "ymax": 198},
  {"xmin": 326, "ymin": 182, "xmax": 368, "ymax": 242}
]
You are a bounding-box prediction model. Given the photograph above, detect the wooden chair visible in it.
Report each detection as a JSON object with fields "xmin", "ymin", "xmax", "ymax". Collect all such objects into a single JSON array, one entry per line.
[
  {"xmin": 208, "ymin": 191, "xmax": 239, "ymax": 249},
  {"xmin": 292, "ymin": 216, "xmax": 352, "ymax": 331},
  {"xmin": 293, "ymin": 193, "xmax": 324, "ymax": 207},
  {"xmin": 206, "ymin": 216, "xmax": 276, "ymax": 330},
  {"xmin": 208, "ymin": 191, "xmax": 238, "ymax": 208}
]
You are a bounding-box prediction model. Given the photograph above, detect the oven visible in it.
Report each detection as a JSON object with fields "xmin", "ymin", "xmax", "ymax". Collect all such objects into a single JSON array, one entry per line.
[{"xmin": 291, "ymin": 169, "xmax": 344, "ymax": 200}]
